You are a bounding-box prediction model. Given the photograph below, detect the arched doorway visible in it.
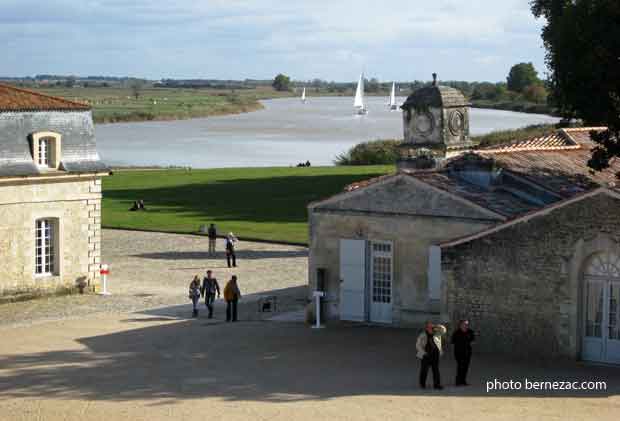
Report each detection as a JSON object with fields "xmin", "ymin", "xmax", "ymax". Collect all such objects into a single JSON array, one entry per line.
[{"xmin": 582, "ymin": 251, "xmax": 620, "ymax": 363}]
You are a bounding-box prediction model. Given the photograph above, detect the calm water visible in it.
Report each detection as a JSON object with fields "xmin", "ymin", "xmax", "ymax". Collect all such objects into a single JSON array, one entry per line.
[{"xmin": 96, "ymin": 97, "xmax": 560, "ymax": 168}]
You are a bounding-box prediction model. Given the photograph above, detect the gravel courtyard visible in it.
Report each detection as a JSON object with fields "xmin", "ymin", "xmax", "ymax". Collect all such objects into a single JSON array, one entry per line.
[
  {"xmin": 0, "ymin": 229, "xmax": 309, "ymax": 327},
  {"xmin": 0, "ymin": 314, "xmax": 619, "ymax": 421},
  {"xmin": 0, "ymin": 230, "xmax": 619, "ymax": 420}
]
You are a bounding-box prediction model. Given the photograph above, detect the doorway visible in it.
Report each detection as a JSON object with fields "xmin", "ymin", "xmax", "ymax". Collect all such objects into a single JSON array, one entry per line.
[
  {"xmin": 582, "ymin": 251, "xmax": 620, "ymax": 364},
  {"xmin": 339, "ymin": 239, "xmax": 393, "ymax": 324}
]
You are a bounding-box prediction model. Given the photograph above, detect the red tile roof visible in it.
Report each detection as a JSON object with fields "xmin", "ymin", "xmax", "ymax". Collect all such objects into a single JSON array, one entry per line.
[{"xmin": 0, "ymin": 83, "xmax": 90, "ymax": 111}]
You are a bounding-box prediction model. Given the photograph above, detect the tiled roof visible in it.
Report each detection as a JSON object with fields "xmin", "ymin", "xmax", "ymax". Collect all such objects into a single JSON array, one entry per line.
[
  {"xmin": 344, "ymin": 174, "xmax": 396, "ymax": 192},
  {"xmin": 476, "ymin": 127, "xmax": 618, "ymax": 197},
  {"xmin": 478, "ymin": 131, "xmax": 579, "ymax": 153},
  {"xmin": 340, "ymin": 127, "xmax": 618, "ymax": 219},
  {"xmin": 478, "ymin": 127, "xmax": 608, "ymax": 154},
  {"xmin": 0, "ymin": 83, "xmax": 90, "ymax": 111}
]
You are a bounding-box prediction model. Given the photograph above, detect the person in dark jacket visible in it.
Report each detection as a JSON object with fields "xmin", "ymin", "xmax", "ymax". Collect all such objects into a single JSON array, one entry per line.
[
  {"xmin": 225, "ymin": 232, "xmax": 238, "ymax": 268},
  {"xmin": 207, "ymin": 224, "xmax": 217, "ymax": 256},
  {"xmin": 451, "ymin": 319, "xmax": 475, "ymax": 386},
  {"xmin": 201, "ymin": 270, "xmax": 220, "ymax": 319}
]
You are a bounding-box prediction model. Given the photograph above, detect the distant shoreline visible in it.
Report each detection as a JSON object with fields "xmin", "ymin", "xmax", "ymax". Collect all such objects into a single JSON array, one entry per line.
[
  {"xmin": 93, "ymin": 96, "xmax": 558, "ymax": 126},
  {"xmin": 470, "ymin": 100, "xmax": 558, "ymax": 117}
]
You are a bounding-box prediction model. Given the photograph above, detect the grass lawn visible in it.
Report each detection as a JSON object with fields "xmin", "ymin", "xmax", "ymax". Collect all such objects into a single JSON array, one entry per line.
[
  {"xmin": 37, "ymin": 86, "xmax": 295, "ymax": 124},
  {"xmin": 102, "ymin": 165, "xmax": 393, "ymax": 244}
]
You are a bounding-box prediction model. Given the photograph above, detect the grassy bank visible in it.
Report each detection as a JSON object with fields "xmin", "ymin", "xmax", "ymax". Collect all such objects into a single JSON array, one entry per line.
[
  {"xmin": 38, "ymin": 86, "xmax": 296, "ymax": 124},
  {"xmin": 334, "ymin": 124, "xmax": 558, "ymax": 165},
  {"xmin": 102, "ymin": 166, "xmax": 393, "ymax": 244},
  {"xmin": 470, "ymin": 99, "xmax": 557, "ymax": 116}
]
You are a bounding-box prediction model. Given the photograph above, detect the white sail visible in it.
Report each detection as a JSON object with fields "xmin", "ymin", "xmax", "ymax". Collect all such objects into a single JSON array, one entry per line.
[
  {"xmin": 301, "ymin": 87, "xmax": 306, "ymax": 102},
  {"xmin": 353, "ymin": 73, "xmax": 365, "ymax": 109},
  {"xmin": 389, "ymin": 82, "xmax": 396, "ymax": 107}
]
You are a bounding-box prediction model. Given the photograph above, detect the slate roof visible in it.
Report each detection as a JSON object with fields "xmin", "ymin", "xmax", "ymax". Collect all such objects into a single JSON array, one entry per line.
[
  {"xmin": 341, "ymin": 127, "xmax": 618, "ymax": 219},
  {"xmin": 0, "ymin": 85, "xmax": 108, "ymax": 179},
  {"xmin": 0, "ymin": 83, "xmax": 90, "ymax": 112},
  {"xmin": 409, "ymin": 171, "xmax": 540, "ymax": 218},
  {"xmin": 401, "ymin": 85, "xmax": 468, "ymax": 109}
]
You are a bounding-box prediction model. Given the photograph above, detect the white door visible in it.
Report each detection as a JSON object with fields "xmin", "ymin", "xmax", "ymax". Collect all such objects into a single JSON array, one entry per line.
[
  {"xmin": 370, "ymin": 241, "xmax": 393, "ymax": 324},
  {"xmin": 582, "ymin": 252, "xmax": 620, "ymax": 364},
  {"xmin": 339, "ymin": 239, "xmax": 366, "ymax": 322},
  {"xmin": 606, "ymin": 281, "xmax": 620, "ymax": 364}
]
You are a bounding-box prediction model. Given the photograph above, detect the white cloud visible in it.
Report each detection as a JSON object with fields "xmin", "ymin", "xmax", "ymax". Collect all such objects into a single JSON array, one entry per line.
[{"xmin": 0, "ymin": 0, "xmax": 548, "ymax": 81}]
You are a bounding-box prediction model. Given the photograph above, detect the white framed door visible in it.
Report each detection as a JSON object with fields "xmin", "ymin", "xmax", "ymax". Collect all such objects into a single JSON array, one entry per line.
[
  {"xmin": 339, "ymin": 239, "xmax": 366, "ymax": 322},
  {"xmin": 369, "ymin": 241, "xmax": 393, "ymax": 324},
  {"xmin": 606, "ymin": 281, "xmax": 620, "ymax": 364},
  {"xmin": 582, "ymin": 252, "xmax": 620, "ymax": 364}
]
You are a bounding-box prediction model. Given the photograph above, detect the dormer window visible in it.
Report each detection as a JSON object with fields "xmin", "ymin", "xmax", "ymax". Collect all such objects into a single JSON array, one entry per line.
[{"xmin": 31, "ymin": 132, "xmax": 62, "ymax": 170}]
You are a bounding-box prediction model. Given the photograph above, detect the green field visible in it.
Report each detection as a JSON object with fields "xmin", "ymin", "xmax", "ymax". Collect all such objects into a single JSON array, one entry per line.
[
  {"xmin": 38, "ymin": 86, "xmax": 295, "ymax": 124},
  {"xmin": 102, "ymin": 166, "xmax": 393, "ymax": 244}
]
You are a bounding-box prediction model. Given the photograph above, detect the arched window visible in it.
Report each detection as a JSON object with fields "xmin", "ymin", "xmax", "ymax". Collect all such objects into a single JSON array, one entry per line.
[
  {"xmin": 582, "ymin": 251, "xmax": 620, "ymax": 364},
  {"xmin": 584, "ymin": 252, "xmax": 620, "ymax": 279}
]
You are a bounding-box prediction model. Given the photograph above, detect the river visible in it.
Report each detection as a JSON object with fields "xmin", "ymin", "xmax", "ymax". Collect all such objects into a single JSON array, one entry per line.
[{"xmin": 95, "ymin": 97, "xmax": 560, "ymax": 168}]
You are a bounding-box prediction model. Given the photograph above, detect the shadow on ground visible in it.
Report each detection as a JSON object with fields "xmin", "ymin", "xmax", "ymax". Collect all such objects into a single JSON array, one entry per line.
[
  {"xmin": 0, "ymin": 289, "xmax": 618, "ymax": 403},
  {"xmin": 104, "ymin": 172, "xmax": 388, "ymax": 225},
  {"xmin": 133, "ymin": 249, "xmax": 307, "ymax": 261}
]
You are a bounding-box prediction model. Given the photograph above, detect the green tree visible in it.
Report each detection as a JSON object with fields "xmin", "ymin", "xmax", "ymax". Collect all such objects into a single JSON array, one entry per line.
[
  {"xmin": 472, "ymin": 82, "xmax": 508, "ymax": 101},
  {"xmin": 506, "ymin": 62, "xmax": 541, "ymax": 93},
  {"xmin": 523, "ymin": 84, "xmax": 548, "ymax": 104},
  {"xmin": 272, "ymin": 74, "xmax": 291, "ymax": 91},
  {"xmin": 531, "ymin": 0, "xmax": 620, "ymax": 172}
]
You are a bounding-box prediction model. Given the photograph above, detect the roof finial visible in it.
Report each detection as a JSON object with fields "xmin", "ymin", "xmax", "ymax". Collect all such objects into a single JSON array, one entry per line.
[{"xmin": 432, "ymin": 73, "xmax": 437, "ymax": 86}]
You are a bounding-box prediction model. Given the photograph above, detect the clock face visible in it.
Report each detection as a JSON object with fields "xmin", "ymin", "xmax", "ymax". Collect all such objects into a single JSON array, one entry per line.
[
  {"xmin": 414, "ymin": 111, "xmax": 434, "ymax": 136},
  {"xmin": 449, "ymin": 110, "xmax": 465, "ymax": 136}
]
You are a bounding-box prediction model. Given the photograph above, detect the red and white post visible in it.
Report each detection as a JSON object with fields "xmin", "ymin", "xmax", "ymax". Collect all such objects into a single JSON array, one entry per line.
[{"xmin": 99, "ymin": 264, "xmax": 111, "ymax": 295}]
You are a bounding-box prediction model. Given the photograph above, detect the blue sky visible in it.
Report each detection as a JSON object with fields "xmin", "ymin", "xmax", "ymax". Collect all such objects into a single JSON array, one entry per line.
[{"xmin": 1, "ymin": 0, "xmax": 548, "ymax": 82}]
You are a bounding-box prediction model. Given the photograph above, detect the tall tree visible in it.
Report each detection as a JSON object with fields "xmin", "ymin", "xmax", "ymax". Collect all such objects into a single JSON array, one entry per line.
[
  {"xmin": 531, "ymin": 0, "xmax": 620, "ymax": 173},
  {"xmin": 506, "ymin": 62, "xmax": 541, "ymax": 93},
  {"xmin": 272, "ymin": 74, "xmax": 291, "ymax": 92}
]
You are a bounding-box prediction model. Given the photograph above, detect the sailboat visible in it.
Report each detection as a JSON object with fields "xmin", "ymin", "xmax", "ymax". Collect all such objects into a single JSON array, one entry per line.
[
  {"xmin": 301, "ymin": 87, "xmax": 306, "ymax": 103},
  {"xmin": 389, "ymin": 82, "xmax": 398, "ymax": 111},
  {"xmin": 353, "ymin": 73, "xmax": 367, "ymax": 115}
]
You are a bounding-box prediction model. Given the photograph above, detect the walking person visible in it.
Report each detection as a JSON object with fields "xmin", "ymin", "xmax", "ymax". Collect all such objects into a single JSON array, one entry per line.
[
  {"xmin": 208, "ymin": 223, "xmax": 217, "ymax": 256},
  {"xmin": 188, "ymin": 275, "xmax": 201, "ymax": 318},
  {"xmin": 225, "ymin": 232, "xmax": 238, "ymax": 268},
  {"xmin": 416, "ymin": 321, "xmax": 447, "ymax": 390},
  {"xmin": 201, "ymin": 270, "xmax": 220, "ymax": 319},
  {"xmin": 223, "ymin": 275, "xmax": 241, "ymax": 322},
  {"xmin": 452, "ymin": 319, "xmax": 475, "ymax": 386}
]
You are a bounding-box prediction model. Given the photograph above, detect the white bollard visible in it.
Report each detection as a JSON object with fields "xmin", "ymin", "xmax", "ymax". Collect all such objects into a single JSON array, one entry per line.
[
  {"xmin": 98, "ymin": 264, "xmax": 111, "ymax": 295},
  {"xmin": 312, "ymin": 291, "xmax": 325, "ymax": 329}
]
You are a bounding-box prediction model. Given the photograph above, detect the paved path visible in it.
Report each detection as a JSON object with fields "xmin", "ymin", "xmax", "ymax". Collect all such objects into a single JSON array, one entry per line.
[
  {"xmin": 0, "ymin": 314, "xmax": 618, "ymax": 421},
  {"xmin": 0, "ymin": 230, "xmax": 619, "ymax": 420},
  {"xmin": 0, "ymin": 230, "xmax": 308, "ymax": 327}
]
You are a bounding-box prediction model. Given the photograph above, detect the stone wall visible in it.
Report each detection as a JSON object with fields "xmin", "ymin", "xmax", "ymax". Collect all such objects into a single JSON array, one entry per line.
[
  {"xmin": 0, "ymin": 176, "xmax": 102, "ymax": 295},
  {"xmin": 441, "ymin": 192, "xmax": 620, "ymax": 359},
  {"xmin": 308, "ymin": 211, "xmax": 491, "ymax": 325}
]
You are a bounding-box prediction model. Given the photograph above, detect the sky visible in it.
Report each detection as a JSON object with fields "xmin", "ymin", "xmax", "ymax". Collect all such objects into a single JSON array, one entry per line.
[{"xmin": 0, "ymin": 0, "xmax": 548, "ymax": 83}]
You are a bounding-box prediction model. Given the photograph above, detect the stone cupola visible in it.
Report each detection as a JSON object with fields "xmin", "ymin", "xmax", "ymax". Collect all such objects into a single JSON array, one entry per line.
[{"xmin": 398, "ymin": 74, "xmax": 472, "ymax": 171}]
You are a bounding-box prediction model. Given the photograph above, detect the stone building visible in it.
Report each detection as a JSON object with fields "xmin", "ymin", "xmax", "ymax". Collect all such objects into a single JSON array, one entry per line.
[
  {"xmin": 308, "ymin": 77, "xmax": 620, "ymax": 363},
  {"xmin": 0, "ymin": 84, "xmax": 109, "ymax": 295}
]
